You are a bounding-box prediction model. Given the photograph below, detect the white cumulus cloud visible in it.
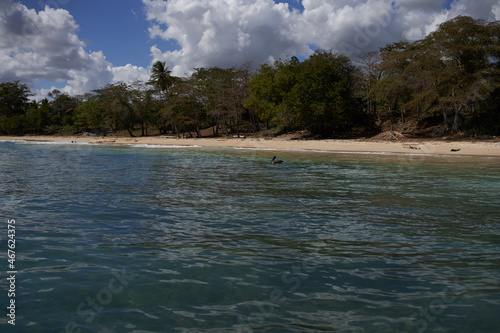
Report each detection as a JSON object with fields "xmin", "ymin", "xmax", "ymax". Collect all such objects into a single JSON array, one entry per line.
[
  {"xmin": 0, "ymin": 1, "xmax": 88, "ymax": 83},
  {"xmin": 301, "ymin": 0, "xmax": 399, "ymax": 57},
  {"xmin": 143, "ymin": 0, "xmax": 312, "ymax": 76},
  {"xmin": 494, "ymin": 3, "xmax": 500, "ymax": 20},
  {"xmin": 144, "ymin": 0, "xmax": 500, "ymax": 72},
  {"xmin": 0, "ymin": 0, "xmax": 148, "ymax": 97},
  {"xmin": 398, "ymin": 0, "xmax": 500, "ymax": 40},
  {"xmin": 111, "ymin": 64, "xmax": 151, "ymax": 84}
]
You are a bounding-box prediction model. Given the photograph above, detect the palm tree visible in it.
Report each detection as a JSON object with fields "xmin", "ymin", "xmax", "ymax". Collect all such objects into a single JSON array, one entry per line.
[
  {"xmin": 148, "ymin": 61, "xmax": 174, "ymax": 97},
  {"xmin": 148, "ymin": 61, "xmax": 179, "ymax": 136}
]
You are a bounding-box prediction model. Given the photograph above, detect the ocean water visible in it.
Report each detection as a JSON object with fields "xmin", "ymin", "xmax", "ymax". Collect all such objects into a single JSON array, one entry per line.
[{"xmin": 0, "ymin": 140, "xmax": 499, "ymax": 333}]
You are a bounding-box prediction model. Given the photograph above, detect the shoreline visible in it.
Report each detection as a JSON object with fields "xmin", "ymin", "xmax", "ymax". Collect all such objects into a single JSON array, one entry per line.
[{"xmin": 2, "ymin": 135, "xmax": 500, "ymax": 158}]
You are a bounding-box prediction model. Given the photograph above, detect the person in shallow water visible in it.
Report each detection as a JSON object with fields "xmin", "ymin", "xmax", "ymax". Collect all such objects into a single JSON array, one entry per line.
[{"xmin": 271, "ymin": 156, "xmax": 283, "ymax": 164}]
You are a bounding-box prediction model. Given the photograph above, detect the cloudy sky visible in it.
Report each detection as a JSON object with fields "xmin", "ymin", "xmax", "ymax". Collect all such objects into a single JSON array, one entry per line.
[{"xmin": 1, "ymin": 0, "xmax": 499, "ymax": 99}]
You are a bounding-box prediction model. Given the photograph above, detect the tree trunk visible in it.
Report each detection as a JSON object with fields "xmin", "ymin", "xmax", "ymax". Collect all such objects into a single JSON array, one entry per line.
[
  {"xmin": 443, "ymin": 110, "xmax": 449, "ymax": 130},
  {"xmin": 388, "ymin": 104, "xmax": 393, "ymax": 131},
  {"xmin": 452, "ymin": 105, "xmax": 462, "ymax": 133},
  {"xmin": 236, "ymin": 112, "xmax": 240, "ymax": 138}
]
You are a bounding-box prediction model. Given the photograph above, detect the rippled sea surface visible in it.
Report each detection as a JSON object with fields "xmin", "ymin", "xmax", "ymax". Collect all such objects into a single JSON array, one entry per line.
[{"xmin": 1, "ymin": 140, "xmax": 499, "ymax": 333}]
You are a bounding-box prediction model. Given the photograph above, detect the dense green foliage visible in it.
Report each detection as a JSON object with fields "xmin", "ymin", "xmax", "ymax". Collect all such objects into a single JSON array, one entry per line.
[
  {"xmin": 371, "ymin": 16, "xmax": 500, "ymax": 134},
  {"xmin": 246, "ymin": 51, "xmax": 363, "ymax": 136},
  {"xmin": 0, "ymin": 16, "xmax": 498, "ymax": 137},
  {"xmin": 0, "ymin": 81, "xmax": 32, "ymax": 134}
]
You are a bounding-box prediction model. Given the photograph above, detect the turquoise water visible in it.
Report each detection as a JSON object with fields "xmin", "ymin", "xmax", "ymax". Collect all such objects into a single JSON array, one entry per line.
[{"xmin": 1, "ymin": 140, "xmax": 499, "ymax": 333}]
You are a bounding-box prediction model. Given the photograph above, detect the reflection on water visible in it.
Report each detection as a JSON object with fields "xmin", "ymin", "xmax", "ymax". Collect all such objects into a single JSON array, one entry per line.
[{"xmin": 0, "ymin": 141, "xmax": 499, "ymax": 332}]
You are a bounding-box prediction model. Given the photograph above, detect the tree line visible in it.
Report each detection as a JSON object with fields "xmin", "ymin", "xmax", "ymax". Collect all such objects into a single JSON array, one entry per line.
[{"xmin": 1, "ymin": 16, "xmax": 498, "ymax": 138}]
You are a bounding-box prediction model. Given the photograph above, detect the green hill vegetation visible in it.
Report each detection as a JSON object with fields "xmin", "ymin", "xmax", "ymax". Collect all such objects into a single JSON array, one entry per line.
[{"xmin": 1, "ymin": 16, "xmax": 498, "ymax": 138}]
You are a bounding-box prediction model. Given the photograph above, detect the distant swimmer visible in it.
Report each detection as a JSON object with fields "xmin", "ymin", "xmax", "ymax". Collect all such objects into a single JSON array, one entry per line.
[{"xmin": 271, "ymin": 156, "xmax": 283, "ymax": 164}]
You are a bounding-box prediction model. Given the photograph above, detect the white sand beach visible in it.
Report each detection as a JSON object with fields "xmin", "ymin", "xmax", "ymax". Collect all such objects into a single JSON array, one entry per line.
[{"xmin": 2, "ymin": 135, "xmax": 500, "ymax": 157}]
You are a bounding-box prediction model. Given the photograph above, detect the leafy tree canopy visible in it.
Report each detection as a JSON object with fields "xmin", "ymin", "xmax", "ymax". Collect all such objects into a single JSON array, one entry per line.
[
  {"xmin": 247, "ymin": 50, "xmax": 361, "ymax": 136},
  {"xmin": 373, "ymin": 16, "xmax": 500, "ymax": 132},
  {"xmin": 0, "ymin": 81, "xmax": 32, "ymax": 117}
]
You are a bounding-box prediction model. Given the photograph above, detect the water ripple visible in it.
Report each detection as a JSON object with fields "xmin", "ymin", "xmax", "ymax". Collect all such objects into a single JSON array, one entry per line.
[{"xmin": 1, "ymin": 141, "xmax": 499, "ymax": 332}]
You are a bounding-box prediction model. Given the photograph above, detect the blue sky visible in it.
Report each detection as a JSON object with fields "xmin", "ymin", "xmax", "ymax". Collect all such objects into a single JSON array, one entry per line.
[{"xmin": 2, "ymin": 0, "xmax": 498, "ymax": 99}]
